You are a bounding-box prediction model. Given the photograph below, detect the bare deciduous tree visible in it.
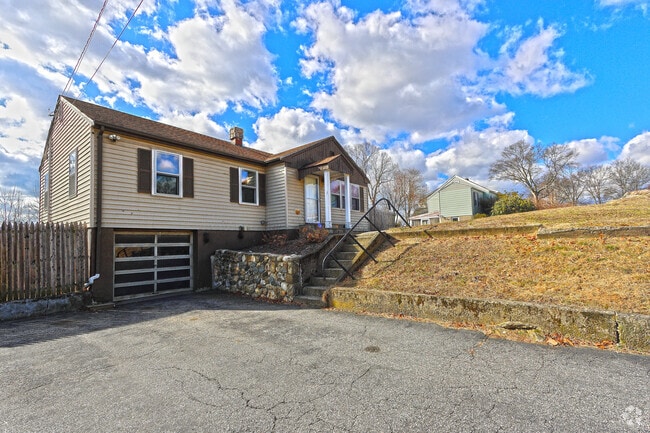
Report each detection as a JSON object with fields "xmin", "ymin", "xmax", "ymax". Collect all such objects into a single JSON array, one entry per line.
[
  {"xmin": 581, "ymin": 165, "xmax": 612, "ymax": 204},
  {"xmin": 382, "ymin": 168, "xmax": 427, "ymax": 224},
  {"xmin": 608, "ymin": 158, "xmax": 650, "ymax": 198},
  {"xmin": 346, "ymin": 142, "xmax": 397, "ymax": 205},
  {"xmin": 554, "ymin": 170, "xmax": 585, "ymax": 205},
  {"xmin": 0, "ymin": 186, "xmax": 38, "ymax": 223},
  {"xmin": 489, "ymin": 140, "xmax": 577, "ymax": 205}
]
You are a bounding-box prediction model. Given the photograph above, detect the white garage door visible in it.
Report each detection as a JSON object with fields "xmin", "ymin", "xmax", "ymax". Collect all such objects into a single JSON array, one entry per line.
[{"xmin": 114, "ymin": 232, "xmax": 193, "ymax": 299}]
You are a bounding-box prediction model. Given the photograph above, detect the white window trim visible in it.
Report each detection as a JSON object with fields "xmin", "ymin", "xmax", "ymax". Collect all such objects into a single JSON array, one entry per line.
[
  {"xmin": 152, "ymin": 150, "xmax": 183, "ymax": 198},
  {"xmin": 239, "ymin": 167, "xmax": 258, "ymax": 206}
]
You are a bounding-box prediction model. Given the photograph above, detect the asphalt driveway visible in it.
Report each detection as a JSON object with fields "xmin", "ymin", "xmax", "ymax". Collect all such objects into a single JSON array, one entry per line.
[{"xmin": 1, "ymin": 292, "xmax": 648, "ymax": 432}]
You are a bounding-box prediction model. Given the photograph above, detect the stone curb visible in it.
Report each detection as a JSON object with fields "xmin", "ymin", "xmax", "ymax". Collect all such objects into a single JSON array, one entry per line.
[
  {"xmin": 328, "ymin": 288, "xmax": 650, "ymax": 352},
  {"xmin": 387, "ymin": 225, "xmax": 650, "ymax": 240},
  {"xmin": 537, "ymin": 226, "xmax": 650, "ymax": 238},
  {"xmin": 0, "ymin": 294, "xmax": 84, "ymax": 322}
]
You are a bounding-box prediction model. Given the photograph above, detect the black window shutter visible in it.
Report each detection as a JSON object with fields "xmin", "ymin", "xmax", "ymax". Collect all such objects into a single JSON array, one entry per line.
[
  {"xmin": 258, "ymin": 173, "xmax": 266, "ymax": 206},
  {"xmin": 137, "ymin": 149, "xmax": 152, "ymax": 193},
  {"xmin": 360, "ymin": 187, "xmax": 365, "ymax": 212},
  {"xmin": 183, "ymin": 157, "xmax": 194, "ymax": 198},
  {"xmin": 230, "ymin": 167, "xmax": 239, "ymax": 203}
]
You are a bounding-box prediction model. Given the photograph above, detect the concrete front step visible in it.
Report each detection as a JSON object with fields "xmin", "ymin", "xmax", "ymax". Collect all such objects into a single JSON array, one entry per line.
[
  {"xmin": 340, "ymin": 244, "xmax": 361, "ymax": 253},
  {"xmin": 310, "ymin": 276, "xmax": 339, "ymax": 286},
  {"xmin": 301, "ymin": 285, "xmax": 328, "ymax": 297},
  {"xmin": 295, "ymin": 285, "xmax": 328, "ymax": 307},
  {"xmin": 293, "ymin": 295, "xmax": 326, "ymax": 308},
  {"xmin": 327, "ymin": 259, "xmax": 352, "ymax": 269},
  {"xmin": 324, "ymin": 267, "xmax": 344, "ymax": 278},
  {"xmin": 335, "ymin": 251, "xmax": 358, "ymax": 260}
]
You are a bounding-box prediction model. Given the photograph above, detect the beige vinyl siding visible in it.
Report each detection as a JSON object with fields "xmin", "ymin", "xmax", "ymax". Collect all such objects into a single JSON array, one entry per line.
[
  {"xmin": 101, "ymin": 138, "xmax": 266, "ymax": 231},
  {"xmin": 286, "ymin": 168, "xmax": 304, "ymax": 228},
  {"xmin": 44, "ymin": 99, "xmax": 94, "ymax": 224},
  {"xmin": 265, "ymin": 163, "xmax": 288, "ymax": 230}
]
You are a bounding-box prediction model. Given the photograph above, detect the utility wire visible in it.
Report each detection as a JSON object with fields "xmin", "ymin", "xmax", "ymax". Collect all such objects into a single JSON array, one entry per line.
[
  {"xmin": 62, "ymin": 0, "xmax": 109, "ymax": 96},
  {"xmin": 82, "ymin": 0, "xmax": 145, "ymax": 89}
]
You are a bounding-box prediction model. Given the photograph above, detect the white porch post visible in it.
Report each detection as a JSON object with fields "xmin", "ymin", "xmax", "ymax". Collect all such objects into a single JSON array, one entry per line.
[
  {"xmin": 344, "ymin": 173, "xmax": 351, "ymax": 229},
  {"xmin": 324, "ymin": 169, "xmax": 332, "ymax": 229}
]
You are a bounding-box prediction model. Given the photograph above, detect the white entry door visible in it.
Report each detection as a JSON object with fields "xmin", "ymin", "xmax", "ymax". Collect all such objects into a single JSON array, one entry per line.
[{"xmin": 304, "ymin": 176, "xmax": 320, "ymax": 223}]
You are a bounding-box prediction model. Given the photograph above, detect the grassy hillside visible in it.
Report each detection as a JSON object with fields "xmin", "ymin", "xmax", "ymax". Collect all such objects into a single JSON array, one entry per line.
[
  {"xmin": 347, "ymin": 191, "xmax": 650, "ymax": 315},
  {"xmin": 394, "ymin": 190, "xmax": 650, "ymax": 231}
]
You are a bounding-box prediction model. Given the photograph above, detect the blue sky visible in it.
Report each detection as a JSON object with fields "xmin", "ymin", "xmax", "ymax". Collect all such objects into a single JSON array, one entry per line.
[{"xmin": 1, "ymin": 0, "xmax": 649, "ymax": 197}]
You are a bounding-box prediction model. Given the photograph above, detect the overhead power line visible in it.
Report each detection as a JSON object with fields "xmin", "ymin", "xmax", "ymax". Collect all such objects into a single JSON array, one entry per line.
[
  {"xmin": 82, "ymin": 0, "xmax": 145, "ymax": 90},
  {"xmin": 62, "ymin": 0, "xmax": 109, "ymax": 96}
]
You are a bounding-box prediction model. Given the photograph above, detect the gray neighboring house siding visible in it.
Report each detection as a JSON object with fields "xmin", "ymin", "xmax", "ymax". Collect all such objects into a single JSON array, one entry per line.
[{"xmin": 425, "ymin": 175, "xmax": 497, "ymax": 222}]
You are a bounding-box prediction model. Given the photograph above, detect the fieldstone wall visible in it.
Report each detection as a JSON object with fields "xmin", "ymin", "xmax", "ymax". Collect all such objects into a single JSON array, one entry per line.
[{"xmin": 211, "ymin": 250, "xmax": 301, "ymax": 302}]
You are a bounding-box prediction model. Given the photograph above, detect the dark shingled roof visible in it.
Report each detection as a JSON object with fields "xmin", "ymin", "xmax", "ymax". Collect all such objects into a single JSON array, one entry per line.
[{"xmin": 62, "ymin": 96, "xmax": 272, "ymax": 163}]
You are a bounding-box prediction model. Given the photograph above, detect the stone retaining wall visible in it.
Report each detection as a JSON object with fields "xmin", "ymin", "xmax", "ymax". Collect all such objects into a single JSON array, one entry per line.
[{"xmin": 212, "ymin": 251, "xmax": 301, "ymax": 302}]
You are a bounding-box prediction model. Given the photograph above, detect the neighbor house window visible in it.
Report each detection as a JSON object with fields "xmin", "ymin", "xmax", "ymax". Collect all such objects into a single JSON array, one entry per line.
[
  {"xmin": 330, "ymin": 179, "xmax": 345, "ymax": 209},
  {"xmin": 68, "ymin": 149, "xmax": 77, "ymax": 198},
  {"xmin": 154, "ymin": 150, "xmax": 181, "ymax": 196},
  {"xmin": 240, "ymin": 168, "xmax": 258, "ymax": 204}
]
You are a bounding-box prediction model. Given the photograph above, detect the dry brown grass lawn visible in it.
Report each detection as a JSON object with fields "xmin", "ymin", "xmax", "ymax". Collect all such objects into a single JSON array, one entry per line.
[{"xmin": 348, "ymin": 191, "xmax": 650, "ymax": 315}]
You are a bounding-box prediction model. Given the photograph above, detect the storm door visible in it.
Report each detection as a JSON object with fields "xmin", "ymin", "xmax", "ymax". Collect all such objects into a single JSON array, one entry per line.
[{"xmin": 304, "ymin": 176, "xmax": 320, "ymax": 224}]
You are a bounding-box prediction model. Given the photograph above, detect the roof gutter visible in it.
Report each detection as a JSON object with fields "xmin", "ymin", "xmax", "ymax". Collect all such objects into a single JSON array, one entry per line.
[{"xmin": 93, "ymin": 121, "xmax": 269, "ymax": 167}]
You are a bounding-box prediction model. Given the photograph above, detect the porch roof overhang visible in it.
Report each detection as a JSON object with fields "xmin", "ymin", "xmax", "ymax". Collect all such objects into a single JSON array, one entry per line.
[{"xmin": 297, "ymin": 154, "xmax": 366, "ymax": 185}]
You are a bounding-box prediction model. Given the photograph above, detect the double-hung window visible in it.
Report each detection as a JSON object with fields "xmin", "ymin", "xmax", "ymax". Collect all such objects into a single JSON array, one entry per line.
[
  {"xmin": 240, "ymin": 168, "xmax": 258, "ymax": 204},
  {"xmin": 350, "ymin": 184, "xmax": 360, "ymax": 211},
  {"xmin": 68, "ymin": 149, "xmax": 77, "ymax": 198},
  {"xmin": 331, "ymin": 180, "xmax": 361, "ymax": 211},
  {"xmin": 330, "ymin": 179, "xmax": 345, "ymax": 209},
  {"xmin": 154, "ymin": 150, "xmax": 181, "ymax": 196}
]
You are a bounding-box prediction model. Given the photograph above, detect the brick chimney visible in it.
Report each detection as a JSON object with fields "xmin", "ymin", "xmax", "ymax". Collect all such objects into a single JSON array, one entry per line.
[{"xmin": 230, "ymin": 127, "xmax": 244, "ymax": 146}]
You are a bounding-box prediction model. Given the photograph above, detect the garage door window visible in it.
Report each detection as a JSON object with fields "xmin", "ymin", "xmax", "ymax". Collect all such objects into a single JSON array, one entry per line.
[{"xmin": 114, "ymin": 233, "xmax": 192, "ymax": 298}]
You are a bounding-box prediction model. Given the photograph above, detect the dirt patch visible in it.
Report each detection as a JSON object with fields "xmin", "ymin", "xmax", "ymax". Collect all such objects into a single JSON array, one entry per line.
[{"xmin": 240, "ymin": 237, "xmax": 328, "ymax": 256}]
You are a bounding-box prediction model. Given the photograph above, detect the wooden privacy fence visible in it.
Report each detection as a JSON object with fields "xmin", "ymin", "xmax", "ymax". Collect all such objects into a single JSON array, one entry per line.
[{"xmin": 0, "ymin": 222, "xmax": 90, "ymax": 302}]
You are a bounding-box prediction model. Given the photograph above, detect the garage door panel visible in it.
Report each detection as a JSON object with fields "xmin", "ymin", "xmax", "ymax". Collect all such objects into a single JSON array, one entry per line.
[
  {"xmin": 114, "ymin": 232, "xmax": 193, "ymax": 300},
  {"xmin": 157, "ymin": 280, "xmax": 189, "ymax": 292},
  {"xmin": 115, "ymin": 283, "xmax": 155, "ymax": 298},
  {"xmin": 115, "ymin": 271, "xmax": 155, "ymax": 284},
  {"xmin": 115, "ymin": 234, "xmax": 155, "ymax": 244},
  {"xmin": 115, "ymin": 259, "xmax": 155, "ymax": 271},
  {"xmin": 115, "ymin": 246, "xmax": 155, "ymax": 258},
  {"xmin": 157, "ymin": 257, "xmax": 190, "ymax": 268}
]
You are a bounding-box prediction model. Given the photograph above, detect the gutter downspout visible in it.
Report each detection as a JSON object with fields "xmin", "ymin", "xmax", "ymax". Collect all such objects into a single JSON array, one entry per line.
[{"xmin": 93, "ymin": 127, "xmax": 104, "ymax": 276}]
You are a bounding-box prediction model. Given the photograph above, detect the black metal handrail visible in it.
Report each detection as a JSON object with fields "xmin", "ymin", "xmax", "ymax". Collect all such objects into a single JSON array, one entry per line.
[{"xmin": 320, "ymin": 198, "xmax": 412, "ymax": 280}]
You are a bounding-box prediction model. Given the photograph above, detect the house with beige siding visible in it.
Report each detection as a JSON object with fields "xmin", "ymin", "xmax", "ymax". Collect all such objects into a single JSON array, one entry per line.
[
  {"xmin": 39, "ymin": 96, "xmax": 369, "ymax": 302},
  {"xmin": 410, "ymin": 175, "xmax": 497, "ymax": 225}
]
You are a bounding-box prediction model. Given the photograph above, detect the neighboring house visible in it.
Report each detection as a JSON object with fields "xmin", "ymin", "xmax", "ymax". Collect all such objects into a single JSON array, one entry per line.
[
  {"xmin": 39, "ymin": 96, "xmax": 369, "ymax": 302},
  {"xmin": 409, "ymin": 175, "xmax": 497, "ymax": 225}
]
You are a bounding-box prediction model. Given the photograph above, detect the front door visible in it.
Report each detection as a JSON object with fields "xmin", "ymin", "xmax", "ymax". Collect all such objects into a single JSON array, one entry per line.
[{"xmin": 304, "ymin": 176, "xmax": 320, "ymax": 224}]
